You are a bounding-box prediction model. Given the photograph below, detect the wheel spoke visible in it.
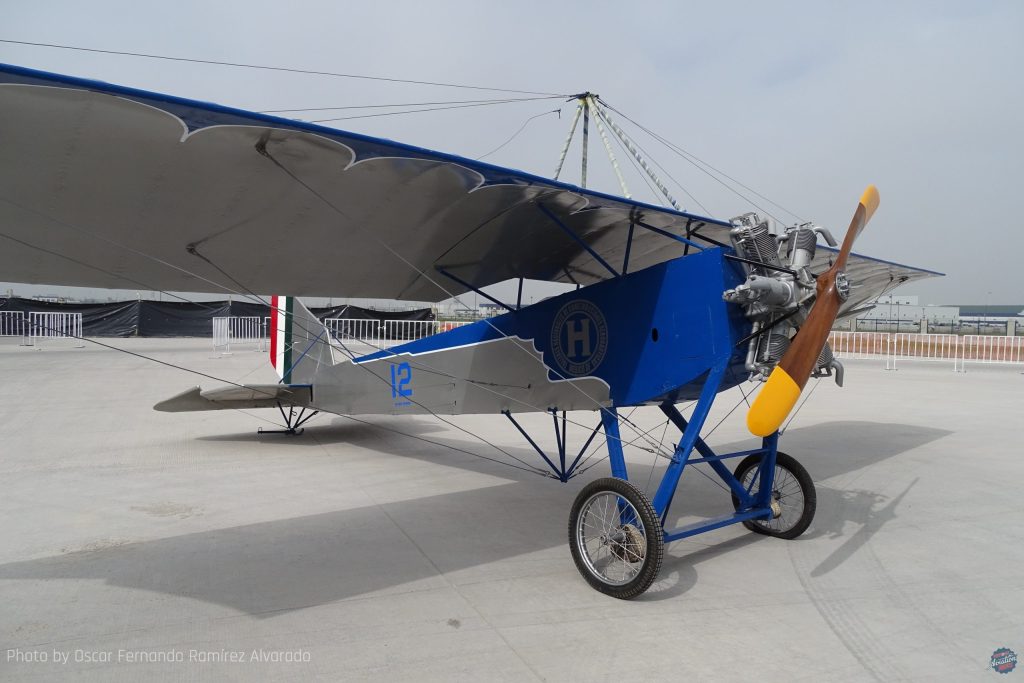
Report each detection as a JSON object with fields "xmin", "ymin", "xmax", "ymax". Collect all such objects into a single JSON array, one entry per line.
[
  {"xmin": 735, "ymin": 458, "xmax": 810, "ymax": 535},
  {"xmin": 576, "ymin": 491, "xmax": 647, "ymax": 585}
]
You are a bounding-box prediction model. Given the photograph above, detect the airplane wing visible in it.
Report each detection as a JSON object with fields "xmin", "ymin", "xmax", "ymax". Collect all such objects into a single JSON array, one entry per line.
[
  {"xmin": 813, "ymin": 247, "xmax": 940, "ymax": 319},
  {"xmin": 0, "ymin": 63, "xmax": 938, "ymax": 304}
]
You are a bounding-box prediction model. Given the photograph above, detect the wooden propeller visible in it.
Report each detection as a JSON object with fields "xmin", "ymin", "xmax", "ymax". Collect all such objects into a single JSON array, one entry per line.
[{"xmin": 746, "ymin": 186, "xmax": 880, "ymax": 437}]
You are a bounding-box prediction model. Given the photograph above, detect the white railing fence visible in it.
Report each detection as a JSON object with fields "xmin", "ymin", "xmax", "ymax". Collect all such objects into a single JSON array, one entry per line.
[
  {"xmin": 324, "ymin": 318, "xmax": 473, "ymax": 350},
  {"xmin": 25, "ymin": 312, "xmax": 84, "ymax": 347},
  {"xmin": 383, "ymin": 320, "xmax": 440, "ymax": 343},
  {"xmin": 828, "ymin": 331, "xmax": 891, "ymax": 359},
  {"xmin": 0, "ymin": 311, "xmax": 25, "ymax": 340},
  {"xmin": 325, "ymin": 318, "xmax": 383, "ymax": 347},
  {"xmin": 827, "ymin": 331, "xmax": 1024, "ymax": 371},
  {"xmin": 961, "ymin": 335, "xmax": 1024, "ymax": 369},
  {"xmin": 437, "ymin": 320, "xmax": 473, "ymax": 333},
  {"xmin": 888, "ymin": 332, "xmax": 963, "ymax": 371},
  {"xmin": 212, "ymin": 316, "xmax": 265, "ymax": 353}
]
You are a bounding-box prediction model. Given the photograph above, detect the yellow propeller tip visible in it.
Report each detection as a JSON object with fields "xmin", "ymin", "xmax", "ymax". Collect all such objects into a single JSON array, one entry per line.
[
  {"xmin": 860, "ymin": 185, "xmax": 880, "ymax": 222},
  {"xmin": 746, "ymin": 367, "xmax": 802, "ymax": 437}
]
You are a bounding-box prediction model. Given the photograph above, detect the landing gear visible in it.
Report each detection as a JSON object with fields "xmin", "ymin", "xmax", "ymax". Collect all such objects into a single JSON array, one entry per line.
[
  {"xmin": 257, "ymin": 403, "xmax": 319, "ymax": 436},
  {"xmin": 569, "ymin": 477, "xmax": 664, "ymax": 599},
  {"xmin": 731, "ymin": 451, "xmax": 816, "ymax": 539},
  {"xmin": 545, "ymin": 375, "xmax": 816, "ymax": 599}
]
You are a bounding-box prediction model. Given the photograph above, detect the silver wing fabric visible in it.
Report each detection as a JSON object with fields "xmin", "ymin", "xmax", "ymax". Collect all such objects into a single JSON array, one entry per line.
[{"xmin": 0, "ymin": 64, "xmax": 939, "ymax": 306}]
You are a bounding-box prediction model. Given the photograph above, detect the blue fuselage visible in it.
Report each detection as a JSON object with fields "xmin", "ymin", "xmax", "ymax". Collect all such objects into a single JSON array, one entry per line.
[{"xmin": 358, "ymin": 248, "xmax": 751, "ymax": 407}]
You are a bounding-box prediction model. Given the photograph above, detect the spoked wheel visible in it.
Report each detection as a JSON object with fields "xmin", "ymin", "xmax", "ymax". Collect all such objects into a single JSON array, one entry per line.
[
  {"xmin": 731, "ymin": 451, "xmax": 816, "ymax": 539},
  {"xmin": 569, "ymin": 477, "xmax": 664, "ymax": 599}
]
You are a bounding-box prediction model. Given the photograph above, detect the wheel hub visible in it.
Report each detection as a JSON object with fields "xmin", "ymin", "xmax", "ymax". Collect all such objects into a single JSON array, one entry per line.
[{"xmin": 607, "ymin": 524, "xmax": 646, "ymax": 563}]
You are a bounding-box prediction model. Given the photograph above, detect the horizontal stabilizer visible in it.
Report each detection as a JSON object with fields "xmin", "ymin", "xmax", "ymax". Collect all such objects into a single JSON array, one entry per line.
[{"xmin": 153, "ymin": 384, "xmax": 313, "ymax": 412}]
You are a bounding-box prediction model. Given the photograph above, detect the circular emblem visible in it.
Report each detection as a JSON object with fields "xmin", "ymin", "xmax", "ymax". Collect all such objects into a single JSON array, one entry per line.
[
  {"xmin": 550, "ymin": 300, "xmax": 608, "ymax": 377},
  {"xmin": 991, "ymin": 648, "xmax": 1018, "ymax": 674}
]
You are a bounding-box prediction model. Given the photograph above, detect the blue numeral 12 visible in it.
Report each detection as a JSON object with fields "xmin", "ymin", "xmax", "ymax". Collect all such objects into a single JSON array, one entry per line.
[{"xmin": 390, "ymin": 362, "xmax": 413, "ymax": 398}]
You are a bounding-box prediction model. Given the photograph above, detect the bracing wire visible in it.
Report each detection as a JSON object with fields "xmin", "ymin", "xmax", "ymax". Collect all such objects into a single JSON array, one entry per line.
[
  {"xmin": 599, "ymin": 99, "xmax": 808, "ymax": 224},
  {"xmin": 260, "ymin": 97, "xmax": 558, "ymax": 114},
  {"xmin": 3, "ymin": 192, "xmax": 675, "ymax": 473},
  {"xmin": 328, "ymin": 335, "xmax": 549, "ymax": 475},
  {"xmin": 781, "ymin": 377, "xmax": 822, "ymax": 435},
  {"xmin": 602, "ymin": 116, "xmax": 665, "ymax": 207},
  {"xmin": 476, "ymin": 108, "xmax": 562, "ymax": 161},
  {"xmin": 255, "ymin": 145, "xmax": 679, "ymax": 459},
  {"xmin": 591, "ymin": 101, "xmax": 711, "ymax": 215},
  {"xmin": 0, "ymin": 228, "xmax": 223, "ymax": 311},
  {"xmin": 0, "ymin": 69, "xmax": 786, "ymax": 470},
  {"xmin": 0, "ymin": 39, "xmax": 567, "ymax": 97},
  {"xmin": 308, "ymin": 97, "xmax": 564, "ymax": 123},
  {"xmin": 3, "ymin": 181, "xmax": 675, "ymax": 468}
]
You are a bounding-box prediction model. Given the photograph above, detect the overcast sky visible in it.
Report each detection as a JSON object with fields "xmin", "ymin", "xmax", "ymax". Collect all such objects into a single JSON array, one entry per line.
[{"xmin": 2, "ymin": 1, "xmax": 1022, "ymax": 305}]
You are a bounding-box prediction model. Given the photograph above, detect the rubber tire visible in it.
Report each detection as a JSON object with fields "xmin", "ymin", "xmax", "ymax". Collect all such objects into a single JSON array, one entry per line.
[
  {"xmin": 731, "ymin": 451, "xmax": 816, "ymax": 540},
  {"xmin": 568, "ymin": 477, "xmax": 664, "ymax": 599}
]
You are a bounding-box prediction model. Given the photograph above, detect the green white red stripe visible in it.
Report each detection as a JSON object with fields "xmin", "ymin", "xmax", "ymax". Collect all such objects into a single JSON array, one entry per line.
[{"xmin": 269, "ymin": 295, "xmax": 293, "ymax": 383}]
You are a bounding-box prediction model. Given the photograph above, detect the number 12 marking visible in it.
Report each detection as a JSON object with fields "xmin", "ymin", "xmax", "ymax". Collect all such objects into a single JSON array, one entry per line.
[{"xmin": 390, "ymin": 362, "xmax": 413, "ymax": 399}]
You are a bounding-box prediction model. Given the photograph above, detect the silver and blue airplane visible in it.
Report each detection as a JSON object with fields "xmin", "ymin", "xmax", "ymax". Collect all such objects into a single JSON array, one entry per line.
[{"xmin": 0, "ymin": 64, "xmax": 939, "ymax": 597}]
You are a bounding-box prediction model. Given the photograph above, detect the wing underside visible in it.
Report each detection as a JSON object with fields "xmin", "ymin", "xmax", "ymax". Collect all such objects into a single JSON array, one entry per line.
[{"xmin": 0, "ymin": 64, "xmax": 939, "ymax": 304}]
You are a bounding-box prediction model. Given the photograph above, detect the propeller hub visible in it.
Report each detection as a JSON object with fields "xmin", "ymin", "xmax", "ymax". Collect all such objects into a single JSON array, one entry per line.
[{"xmin": 835, "ymin": 271, "xmax": 851, "ymax": 302}]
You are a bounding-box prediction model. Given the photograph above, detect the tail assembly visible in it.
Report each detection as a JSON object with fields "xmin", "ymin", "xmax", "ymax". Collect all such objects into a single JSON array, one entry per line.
[
  {"xmin": 155, "ymin": 295, "xmax": 328, "ymax": 415},
  {"xmin": 269, "ymin": 295, "xmax": 336, "ymax": 385}
]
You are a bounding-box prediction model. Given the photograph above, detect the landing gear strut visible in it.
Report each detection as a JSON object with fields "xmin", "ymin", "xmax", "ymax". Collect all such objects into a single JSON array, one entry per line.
[{"xmin": 258, "ymin": 403, "xmax": 319, "ymax": 436}]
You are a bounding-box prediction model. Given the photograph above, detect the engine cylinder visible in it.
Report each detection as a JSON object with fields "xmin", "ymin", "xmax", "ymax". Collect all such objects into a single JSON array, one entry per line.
[{"xmin": 730, "ymin": 218, "xmax": 781, "ymax": 271}]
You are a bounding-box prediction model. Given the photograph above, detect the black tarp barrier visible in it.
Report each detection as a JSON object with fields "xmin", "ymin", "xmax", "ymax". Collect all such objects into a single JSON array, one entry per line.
[
  {"xmin": 137, "ymin": 300, "xmax": 231, "ymax": 337},
  {"xmin": 326, "ymin": 304, "xmax": 433, "ymax": 322},
  {"xmin": 0, "ymin": 298, "xmax": 141, "ymax": 337},
  {"xmin": 229, "ymin": 301, "xmax": 271, "ymax": 318},
  {"xmin": 325, "ymin": 304, "xmax": 435, "ymax": 340},
  {"xmin": 0, "ymin": 298, "xmax": 433, "ymax": 337}
]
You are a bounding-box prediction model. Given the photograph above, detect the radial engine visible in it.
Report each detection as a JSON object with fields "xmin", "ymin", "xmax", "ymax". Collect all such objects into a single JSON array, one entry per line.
[{"xmin": 723, "ymin": 213, "xmax": 845, "ymax": 386}]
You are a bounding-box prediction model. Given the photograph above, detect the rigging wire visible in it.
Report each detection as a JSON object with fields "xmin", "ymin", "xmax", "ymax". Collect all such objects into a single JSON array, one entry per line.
[
  {"xmin": 0, "ymin": 195, "xmax": 248, "ymax": 298},
  {"xmin": 4, "ymin": 162, "xmax": 672, "ymax": 469},
  {"xmin": 572, "ymin": 407, "xmax": 666, "ymax": 477},
  {"xmin": 22, "ymin": 311, "xmax": 551, "ymax": 476},
  {"xmin": 11, "ymin": 99, "xmax": 710, "ymax": 466},
  {"xmin": 599, "ymin": 99, "xmax": 808, "ymax": 224},
  {"xmin": 644, "ymin": 419, "xmax": 673, "ymax": 496},
  {"xmin": 0, "ymin": 97, "xmax": 681, "ymax": 469},
  {"xmin": 591, "ymin": 101, "xmax": 711, "ymax": 215},
  {"xmin": 602, "ymin": 115, "xmax": 667, "ymax": 207},
  {"xmin": 260, "ymin": 97, "xmax": 556, "ymax": 114},
  {"xmin": 321, "ymin": 321, "xmax": 678, "ymax": 463},
  {"xmin": 24, "ymin": 318, "xmax": 544, "ymax": 476},
  {"xmin": 0, "ymin": 76, "xmax": 772, "ymax": 466},
  {"xmin": 308, "ymin": 97, "xmax": 561, "ymax": 123},
  {"xmin": 329, "ymin": 336, "xmax": 549, "ymax": 475},
  {"xmin": 2, "ymin": 191, "xmax": 671, "ymax": 471},
  {"xmin": 476, "ymin": 107, "xmax": 562, "ymax": 161},
  {"xmin": 0, "ymin": 227, "xmax": 222, "ymax": 311},
  {"xmin": 326, "ymin": 412, "xmax": 554, "ymax": 477},
  {"xmin": 254, "ymin": 145, "xmax": 679, "ymax": 459},
  {"xmin": 0, "ymin": 38, "xmax": 567, "ymax": 97},
  {"xmin": 781, "ymin": 377, "xmax": 821, "ymax": 435}
]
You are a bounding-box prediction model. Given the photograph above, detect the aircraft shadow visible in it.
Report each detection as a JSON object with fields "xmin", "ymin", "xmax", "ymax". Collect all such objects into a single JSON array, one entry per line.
[{"xmin": 0, "ymin": 419, "xmax": 948, "ymax": 612}]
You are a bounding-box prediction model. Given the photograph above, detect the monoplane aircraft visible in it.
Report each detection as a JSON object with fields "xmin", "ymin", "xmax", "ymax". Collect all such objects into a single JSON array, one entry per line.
[{"xmin": 0, "ymin": 63, "xmax": 939, "ymax": 598}]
